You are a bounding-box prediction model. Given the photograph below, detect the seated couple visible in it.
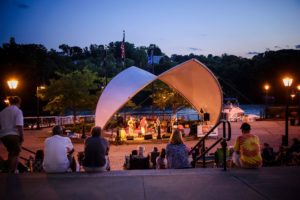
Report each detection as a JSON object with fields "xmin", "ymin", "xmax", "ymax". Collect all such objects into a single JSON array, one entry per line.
[
  {"xmin": 125, "ymin": 146, "xmax": 150, "ymax": 169},
  {"xmin": 150, "ymin": 147, "xmax": 167, "ymax": 169},
  {"xmin": 43, "ymin": 125, "xmax": 109, "ymax": 173}
]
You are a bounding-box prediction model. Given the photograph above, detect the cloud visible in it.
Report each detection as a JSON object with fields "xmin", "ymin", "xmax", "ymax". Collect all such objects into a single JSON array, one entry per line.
[
  {"xmin": 295, "ymin": 44, "xmax": 300, "ymax": 49},
  {"xmin": 274, "ymin": 46, "xmax": 281, "ymax": 49},
  {"xmin": 17, "ymin": 3, "xmax": 29, "ymax": 9},
  {"xmin": 189, "ymin": 47, "xmax": 202, "ymax": 51},
  {"xmin": 247, "ymin": 51, "xmax": 260, "ymax": 55},
  {"xmin": 265, "ymin": 48, "xmax": 270, "ymax": 51}
]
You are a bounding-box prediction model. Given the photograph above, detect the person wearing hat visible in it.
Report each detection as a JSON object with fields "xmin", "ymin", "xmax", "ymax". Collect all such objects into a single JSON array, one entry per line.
[{"xmin": 232, "ymin": 123, "xmax": 262, "ymax": 168}]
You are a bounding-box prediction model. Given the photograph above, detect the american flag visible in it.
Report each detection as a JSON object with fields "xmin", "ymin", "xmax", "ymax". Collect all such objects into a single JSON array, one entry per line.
[{"xmin": 121, "ymin": 30, "xmax": 125, "ymax": 60}]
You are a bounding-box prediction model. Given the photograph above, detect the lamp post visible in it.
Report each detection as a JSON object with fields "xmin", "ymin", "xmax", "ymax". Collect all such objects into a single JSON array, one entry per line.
[
  {"xmin": 297, "ymin": 85, "xmax": 300, "ymax": 126},
  {"xmin": 7, "ymin": 79, "xmax": 19, "ymax": 94},
  {"xmin": 264, "ymin": 84, "xmax": 270, "ymax": 118},
  {"xmin": 282, "ymin": 77, "xmax": 293, "ymax": 146},
  {"xmin": 6, "ymin": 79, "xmax": 18, "ymax": 104},
  {"xmin": 36, "ymin": 85, "xmax": 45, "ymax": 129}
]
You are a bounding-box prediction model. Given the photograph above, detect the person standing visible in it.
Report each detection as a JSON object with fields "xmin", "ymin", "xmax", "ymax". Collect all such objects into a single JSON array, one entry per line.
[
  {"xmin": 127, "ymin": 116, "xmax": 135, "ymax": 136},
  {"xmin": 83, "ymin": 126, "xmax": 110, "ymax": 172},
  {"xmin": 155, "ymin": 117, "xmax": 161, "ymax": 137},
  {"xmin": 232, "ymin": 123, "xmax": 262, "ymax": 168},
  {"xmin": 0, "ymin": 96, "xmax": 24, "ymax": 173},
  {"xmin": 140, "ymin": 116, "xmax": 148, "ymax": 135},
  {"xmin": 43, "ymin": 125, "xmax": 75, "ymax": 173}
]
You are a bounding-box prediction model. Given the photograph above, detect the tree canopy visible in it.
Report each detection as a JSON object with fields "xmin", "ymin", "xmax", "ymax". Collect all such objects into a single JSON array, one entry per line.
[
  {"xmin": 0, "ymin": 37, "xmax": 299, "ymax": 115},
  {"xmin": 43, "ymin": 68, "xmax": 99, "ymax": 120}
]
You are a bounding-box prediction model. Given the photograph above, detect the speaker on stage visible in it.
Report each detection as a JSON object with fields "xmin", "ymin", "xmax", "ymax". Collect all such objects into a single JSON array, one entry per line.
[
  {"xmin": 204, "ymin": 113, "xmax": 210, "ymax": 121},
  {"xmin": 126, "ymin": 136, "xmax": 134, "ymax": 140},
  {"xmin": 162, "ymin": 134, "xmax": 171, "ymax": 139},
  {"xmin": 144, "ymin": 134, "xmax": 153, "ymax": 140}
]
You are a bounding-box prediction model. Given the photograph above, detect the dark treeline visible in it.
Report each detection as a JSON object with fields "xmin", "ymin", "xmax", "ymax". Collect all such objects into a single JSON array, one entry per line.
[{"xmin": 1, "ymin": 37, "xmax": 300, "ymax": 115}]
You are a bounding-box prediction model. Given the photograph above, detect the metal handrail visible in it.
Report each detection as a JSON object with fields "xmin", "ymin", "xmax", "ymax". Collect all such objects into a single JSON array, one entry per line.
[
  {"xmin": 189, "ymin": 120, "xmax": 231, "ymax": 171},
  {"xmin": 22, "ymin": 147, "xmax": 36, "ymax": 155}
]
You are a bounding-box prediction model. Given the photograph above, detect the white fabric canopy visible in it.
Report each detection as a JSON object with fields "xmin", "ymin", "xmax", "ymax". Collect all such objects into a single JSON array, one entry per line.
[
  {"xmin": 95, "ymin": 59, "xmax": 223, "ymax": 128},
  {"xmin": 95, "ymin": 67, "xmax": 157, "ymax": 128},
  {"xmin": 158, "ymin": 59, "xmax": 223, "ymax": 125}
]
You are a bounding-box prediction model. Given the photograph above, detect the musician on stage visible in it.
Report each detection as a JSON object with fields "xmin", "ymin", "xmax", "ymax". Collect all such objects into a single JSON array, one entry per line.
[
  {"xmin": 155, "ymin": 117, "xmax": 161, "ymax": 133},
  {"xmin": 140, "ymin": 116, "xmax": 148, "ymax": 135},
  {"xmin": 127, "ymin": 116, "xmax": 135, "ymax": 136}
]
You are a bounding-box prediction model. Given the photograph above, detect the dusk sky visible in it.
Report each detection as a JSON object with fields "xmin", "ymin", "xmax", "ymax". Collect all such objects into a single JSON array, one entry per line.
[{"xmin": 1, "ymin": 0, "xmax": 300, "ymax": 57}]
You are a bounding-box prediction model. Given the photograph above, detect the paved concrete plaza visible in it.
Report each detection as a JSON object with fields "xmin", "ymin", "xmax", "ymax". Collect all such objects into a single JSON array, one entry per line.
[
  {"xmin": 1, "ymin": 120, "xmax": 300, "ymax": 170},
  {"xmin": 1, "ymin": 167, "xmax": 300, "ymax": 200},
  {"xmin": 0, "ymin": 120, "xmax": 300, "ymax": 200}
]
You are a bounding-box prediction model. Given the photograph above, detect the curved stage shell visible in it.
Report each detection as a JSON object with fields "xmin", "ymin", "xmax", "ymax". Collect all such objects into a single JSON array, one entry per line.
[{"xmin": 95, "ymin": 59, "xmax": 223, "ymax": 129}]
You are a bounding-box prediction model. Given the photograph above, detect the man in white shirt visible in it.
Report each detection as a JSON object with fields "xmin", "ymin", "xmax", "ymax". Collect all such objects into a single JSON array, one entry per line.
[
  {"xmin": 0, "ymin": 96, "xmax": 24, "ymax": 173},
  {"xmin": 43, "ymin": 125, "xmax": 75, "ymax": 173}
]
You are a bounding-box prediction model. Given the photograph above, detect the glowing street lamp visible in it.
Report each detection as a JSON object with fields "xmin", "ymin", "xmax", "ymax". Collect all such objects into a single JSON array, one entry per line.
[
  {"xmin": 264, "ymin": 84, "xmax": 270, "ymax": 91},
  {"xmin": 282, "ymin": 77, "xmax": 293, "ymax": 146},
  {"xmin": 4, "ymin": 99, "xmax": 9, "ymax": 105},
  {"xmin": 7, "ymin": 79, "xmax": 18, "ymax": 90},
  {"xmin": 283, "ymin": 77, "xmax": 293, "ymax": 87},
  {"xmin": 297, "ymin": 84, "xmax": 300, "ymax": 126},
  {"xmin": 264, "ymin": 84, "xmax": 270, "ymax": 118},
  {"xmin": 290, "ymin": 93, "xmax": 296, "ymax": 99}
]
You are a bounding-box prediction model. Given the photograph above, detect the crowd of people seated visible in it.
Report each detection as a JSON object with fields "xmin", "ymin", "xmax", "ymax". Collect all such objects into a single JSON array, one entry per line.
[
  {"xmin": 261, "ymin": 138, "xmax": 300, "ymax": 166},
  {"xmin": 124, "ymin": 129, "xmax": 191, "ymax": 169},
  {"xmin": 1, "ymin": 122, "xmax": 300, "ymax": 173},
  {"xmin": 19, "ymin": 125, "xmax": 110, "ymax": 173}
]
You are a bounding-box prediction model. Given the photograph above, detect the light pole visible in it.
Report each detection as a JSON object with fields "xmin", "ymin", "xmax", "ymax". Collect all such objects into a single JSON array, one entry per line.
[
  {"xmin": 6, "ymin": 79, "xmax": 19, "ymax": 104},
  {"xmin": 36, "ymin": 85, "xmax": 45, "ymax": 129},
  {"xmin": 297, "ymin": 85, "xmax": 300, "ymax": 126},
  {"xmin": 264, "ymin": 84, "xmax": 270, "ymax": 118},
  {"xmin": 282, "ymin": 77, "xmax": 293, "ymax": 146}
]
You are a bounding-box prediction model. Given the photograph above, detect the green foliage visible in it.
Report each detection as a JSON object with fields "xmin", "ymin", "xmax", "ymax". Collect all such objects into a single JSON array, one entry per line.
[
  {"xmin": 124, "ymin": 99, "xmax": 140, "ymax": 110},
  {"xmin": 43, "ymin": 68, "xmax": 100, "ymax": 119},
  {"xmin": 64, "ymin": 123, "xmax": 94, "ymax": 133},
  {"xmin": 1, "ymin": 37, "xmax": 300, "ymax": 116},
  {"xmin": 151, "ymin": 81, "xmax": 190, "ymax": 114}
]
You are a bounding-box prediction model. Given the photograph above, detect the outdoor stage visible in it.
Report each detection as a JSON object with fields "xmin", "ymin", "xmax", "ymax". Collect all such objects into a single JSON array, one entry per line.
[{"xmin": 102, "ymin": 126, "xmax": 194, "ymax": 144}]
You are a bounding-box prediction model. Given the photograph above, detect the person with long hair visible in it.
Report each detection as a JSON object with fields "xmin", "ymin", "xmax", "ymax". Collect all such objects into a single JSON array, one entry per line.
[
  {"xmin": 83, "ymin": 126, "xmax": 110, "ymax": 172},
  {"xmin": 156, "ymin": 148, "xmax": 167, "ymax": 169},
  {"xmin": 166, "ymin": 129, "xmax": 190, "ymax": 169}
]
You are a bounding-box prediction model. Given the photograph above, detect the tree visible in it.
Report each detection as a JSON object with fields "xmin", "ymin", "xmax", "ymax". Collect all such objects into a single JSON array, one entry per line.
[
  {"xmin": 151, "ymin": 81, "xmax": 190, "ymax": 115},
  {"xmin": 43, "ymin": 68, "xmax": 100, "ymax": 123}
]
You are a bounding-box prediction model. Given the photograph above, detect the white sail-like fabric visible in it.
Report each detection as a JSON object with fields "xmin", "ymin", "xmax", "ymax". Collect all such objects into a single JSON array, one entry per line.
[
  {"xmin": 158, "ymin": 59, "xmax": 223, "ymax": 125},
  {"xmin": 95, "ymin": 66, "xmax": 157, "ymax": 128},
  {"xmin": 95, "ymin": 59, "xmax": 223, "ymax": 128}
]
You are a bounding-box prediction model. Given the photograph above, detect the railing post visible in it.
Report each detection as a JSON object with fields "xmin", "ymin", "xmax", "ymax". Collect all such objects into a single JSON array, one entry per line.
[
  {"xmin": 189, "ymin": 120, "xmax": 231, "ymax": 170},
  {"xmin": 202, "ymin": 140, "xmax": 206, "ymax": 168},
  {"xmin": 222, "ymin": 121, "xmax": 227, "ymax": 171}
]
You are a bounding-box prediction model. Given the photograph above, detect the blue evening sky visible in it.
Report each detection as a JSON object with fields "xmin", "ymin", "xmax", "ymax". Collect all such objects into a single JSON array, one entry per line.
[{"xmin": 1, "ymin": 0, "xmax": 300, "ymax": 57}]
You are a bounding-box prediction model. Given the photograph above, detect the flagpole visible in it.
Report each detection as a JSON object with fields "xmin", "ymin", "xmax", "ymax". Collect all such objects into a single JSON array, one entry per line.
[{"xmin": 121, "ymin": 30, "xmax": 125, "ymax": 69}]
